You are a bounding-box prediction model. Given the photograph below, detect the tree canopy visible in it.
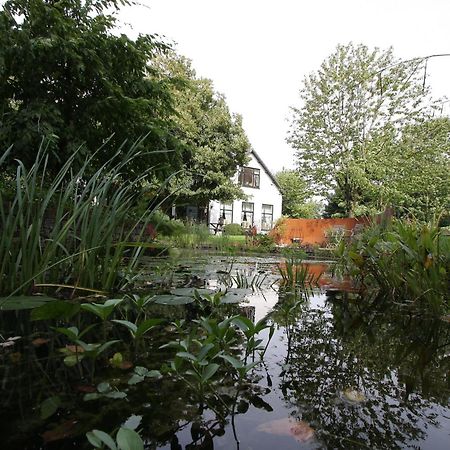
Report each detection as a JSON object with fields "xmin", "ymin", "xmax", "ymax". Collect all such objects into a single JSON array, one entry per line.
[
  {"xmin": 288, "ymin": 43, "xmax": 444, "ymax": 217},
  {"xmin": 0, "ymin": 0, "xmax": 184, "ymax": 179},
  {"xmin": 275, "ymin": 169, "xmax": 320, "ymax": 218},
  {"xmin": 154, "ymin": 52, "xmax": 251, "ymax": 204}
]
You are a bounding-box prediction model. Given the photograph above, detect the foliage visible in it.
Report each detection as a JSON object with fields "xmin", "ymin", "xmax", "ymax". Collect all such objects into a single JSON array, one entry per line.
[
  {"xmin": 366, "ymin": 118, "xmax": 450, "ymax": 221},
  {"xmin": 288, "ymin": 43, "xmax": 441, "ymax": 217},
  {"xmin": 223, "ymin": 223, "xmax": 245, "ymax": 235},
  {"xmin": 150, "ymin": 210, "xmax": 186, "ymax": 236},
  {"xmin": 253, "ymin": 233, "xmax": 276, "ymax": 252},
  {"xmin": 154, "ymin": 51, "xmax": 251, "ymax": 203},
  {"xmin": 278, "ymin": 248, "xmax": 321, "ymax": 288},
  {"xmin": 0, "ymin": 141, "xmax": 156, "ymax": 297},
  {"xmin": 87, "ymin": 427, "xmax": 145, "ymax": 450},
  {"xmin": 336, "ymin": 219, "xmax": 450, "ymax": 313},
  {"xmin": 275, "ymin": 169, "xmax": 320, "ymax": 218},
  {"xmin": 0, "ymin": 0, "xmax": 184, "ymax": 180}
]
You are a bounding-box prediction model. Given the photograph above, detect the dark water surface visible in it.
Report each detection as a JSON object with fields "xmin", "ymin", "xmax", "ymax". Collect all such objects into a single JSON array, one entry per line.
[{"xmin": 1, "ymin": 254, "xmax": 449, "ymax": 449}]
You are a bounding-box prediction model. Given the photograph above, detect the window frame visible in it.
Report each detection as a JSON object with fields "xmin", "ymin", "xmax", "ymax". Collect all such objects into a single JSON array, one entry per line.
[
  {"xmin": 219, "ymin": 203, "xmax": 233, "ymax": 224},
  {"xmin": 238, "ymin": 166, "xmax": 260, "ymax": 189},
  {"xmin": 241, "ymin": 202, "xmax": 254, "ymax": 225},
  {"xmin": 261, "ymin": 204, "xmax": 273, "ymax": 231}
]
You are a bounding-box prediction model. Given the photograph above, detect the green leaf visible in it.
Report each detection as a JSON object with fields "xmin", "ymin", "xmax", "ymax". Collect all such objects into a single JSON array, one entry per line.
[
  {"xmin": 128, "ymin": 374, "xmax": 145, "ymax": 385},
  {"xmin": 220, "ymin": 354, "xmax": 243, "ymax": 369},
  {"xmin": 116, "ymin": 427, "xmax": 144, "ymax": 450},
  {"xmin": 202, "ymin": 363, "xmax": 220, "ymax": 381},
  {"xmin": 197, "ymin": 343, "xmax": 214, "ymax": 361},
  {"xmin": 231, "ymin": 316, "xmax": 253, "ymax": 332},
  {"xmin": 105, "ymin": 391, "xmax": 127, "ymax": 399},
  {"xmin": 112, "ymin": 320, "xmax": 138, "ymax": 336},
  {"xmin": 55, "ymin": 326, "xmax": 79, "ymax": 341},
  {"xmin": 122, "ymin": 415, "xmax": 142, "ymax": 431},
  {"xmin": 153, "ymin": 295, "xmax": 194, "ymax": 305},
  {"xmin": 86, "ymin": 430, "xmax": 118, "ymax": 450},
  {"xmin": 83, "ymin": 393, "xmax": 101, "ymax": 401},
  {"xmin": 40, "ymin": 396, "xmax": 61, "ymax": 420},
  {"xmin": 31, "ymin": 301, "xmax": 80, "ymax": 321},
  {"xmin": 176, "ymin": 351, "xmax": 197, "ymax": 361},
  {"xmin": 134, "ymin": 366, "xmax": 149, "ymax": 377},
  {"xmin": 96, "ymin": 340, "xmax": 120, "ymax": 355},
  {"xmin": 81, "ymin": 299, "xmax": 122, "ymax": 321},
  {"xmin": 63, "ymin": 354, "xmax": 83, "ymax": 366},
  {"xmin": 97, "ymin": 382, "xmax": 111, "ymax": 393},
  {"xmin": 135, "ymin": 318, "xmax": 164, "ymax": 338},
  {"xmin": 0, "ymin": 295, "xmax": 55, "ymax": 311}
]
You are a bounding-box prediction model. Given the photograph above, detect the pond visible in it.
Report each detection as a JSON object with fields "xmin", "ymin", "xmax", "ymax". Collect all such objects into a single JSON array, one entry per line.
[{"xmin": 0, "ymin": 253, "xmax": 449, "ymax": 449}]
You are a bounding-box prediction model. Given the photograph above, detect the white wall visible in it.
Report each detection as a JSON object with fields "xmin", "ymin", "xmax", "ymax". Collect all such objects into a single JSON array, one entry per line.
[{"xmin": 209, "ymin": 153, "xmax": 282, "ymax": 233}]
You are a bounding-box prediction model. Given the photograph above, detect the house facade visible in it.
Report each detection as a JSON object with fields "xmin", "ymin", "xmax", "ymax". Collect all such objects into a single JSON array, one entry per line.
[{"xmin": 208, "ymin": 150, "xmax": 283, "ymax": 233}]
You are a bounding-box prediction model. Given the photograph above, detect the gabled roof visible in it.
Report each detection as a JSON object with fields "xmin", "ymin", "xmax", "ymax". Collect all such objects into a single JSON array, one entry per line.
[{"xmin": 250, "ymin": 149, "xmax": 282, "ymax": 192}]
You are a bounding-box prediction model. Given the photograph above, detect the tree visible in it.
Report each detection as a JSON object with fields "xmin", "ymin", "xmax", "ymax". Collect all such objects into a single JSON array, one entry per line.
[
  {"xmin": 154, "ymin": 52, "xmax": 251, "ymax": 205},
  {"xmin": 0, "ymin": 0, "xmax": 184, "ymax": 180},
  {"xmin": 370, "ymin": 118, "xmax": 450, "ymax": 221},
  {"xmin": 275, "ymin": 169, "xmax": 320, "ymax": 218},
  {"xmin": 288, "ymin": 43, "xmax": 438, "ymax": 217}
]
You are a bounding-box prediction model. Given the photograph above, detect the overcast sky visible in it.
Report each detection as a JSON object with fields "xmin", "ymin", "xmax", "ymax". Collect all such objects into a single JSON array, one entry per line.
[{"xmin": 119, "ymin": 0, "xmax": 450, "ymax": 173}]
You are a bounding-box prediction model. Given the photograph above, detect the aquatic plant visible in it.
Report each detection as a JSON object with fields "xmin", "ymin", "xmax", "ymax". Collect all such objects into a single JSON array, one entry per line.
[
  {"xmin": 278, "ymin": 249, "xmax": 321, "ymax": 288},
  {"xmin": 336, "ymin": 219, "xmax": 450, "ymax": 313},
  {"xmin": 0, "ymin": 139, "xmax": 160, "ymax": 300}
]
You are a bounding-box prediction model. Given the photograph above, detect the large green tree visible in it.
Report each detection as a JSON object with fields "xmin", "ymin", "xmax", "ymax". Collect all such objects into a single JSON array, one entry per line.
[
  {"xmin": 370, "ymin": 118, "xmax": 450, "ymax": 221},
  {"xmin": 275, "ymin": 169, "xmax": 320, "ymax": 218},
  {"xmin": 155, "ymin": 52, "xmax": 251, "ymax": 204},
  {"xmin": 0, "ymin": 0, "xmax": 184, "ymax": 179},
  {"xmin": 288, "ymin": 43, "xmax": 438, "ymax": 217}
]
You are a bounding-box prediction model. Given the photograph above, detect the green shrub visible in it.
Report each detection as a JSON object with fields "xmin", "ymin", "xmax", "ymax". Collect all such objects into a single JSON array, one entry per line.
[
  {"xmin": 150, "ymin": 210, "xmax": 185, "ymax": 236},
  {"xmin": 223, "ymin": 223, "xmax": 245, "ymax": 235},
  {"xmin": 336, "ymin": 219, "xmax": 450, "ymax": 314},
  {"xmin": 253, "ymin": 233, "xmax": 276, "ymax": 251}
]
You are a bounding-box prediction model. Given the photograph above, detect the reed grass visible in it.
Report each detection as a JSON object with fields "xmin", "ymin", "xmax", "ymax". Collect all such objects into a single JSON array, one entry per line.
[{"xmin": 0, "ymin": 140, "xmax": 162, "ymax": 298}]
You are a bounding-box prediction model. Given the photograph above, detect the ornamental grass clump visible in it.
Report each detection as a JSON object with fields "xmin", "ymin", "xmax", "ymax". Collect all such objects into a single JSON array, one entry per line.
[{"xmin": 0, "ymin": 140, "xmax": 160, "ymax": 299}]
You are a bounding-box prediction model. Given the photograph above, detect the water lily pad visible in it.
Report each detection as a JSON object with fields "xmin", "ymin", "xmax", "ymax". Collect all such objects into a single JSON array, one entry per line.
[
  {"xmin": 170, "ymin": 288, "xmax": 214, "ymax": 297},
  {"xmin": 153, "ymin": 295, "xmax": 194, "ymax": 305},
  {"xmin": 0, "ymin": 295, "xmax": 56, "ymax": 311}
]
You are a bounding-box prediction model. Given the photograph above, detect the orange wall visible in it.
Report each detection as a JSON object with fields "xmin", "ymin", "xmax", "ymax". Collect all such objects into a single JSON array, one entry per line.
[{"xmin": 271, "ymin": 217, "xmax": 369, "ymax": 246}]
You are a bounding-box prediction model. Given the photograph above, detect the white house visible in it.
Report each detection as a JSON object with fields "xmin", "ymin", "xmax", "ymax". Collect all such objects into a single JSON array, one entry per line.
[{"xmin": 208, "ymin": 150, "xmax": 283, "ymax": 233}]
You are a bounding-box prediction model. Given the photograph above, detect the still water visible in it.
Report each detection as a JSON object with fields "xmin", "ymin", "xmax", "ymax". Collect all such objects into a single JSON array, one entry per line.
[{"xmin": 0, "ymin": 254, "xmax": 449, "ymax": 449}]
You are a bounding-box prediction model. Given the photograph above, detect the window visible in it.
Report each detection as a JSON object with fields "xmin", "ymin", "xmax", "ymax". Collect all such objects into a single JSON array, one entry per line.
[
  {"xmin": 219, "ymin": 203, "xmax": 233, "ymax": 224},
  {"xmin": 261, "ymin": 204, "xmax": 273, "ymax": 231},
  {"xmin": 238, "ymin": 167, "xmax": 260, "ymax": 188},
  {"xmin": 241, "ymin": 202, "xmax": 254, "ymax": 225}
]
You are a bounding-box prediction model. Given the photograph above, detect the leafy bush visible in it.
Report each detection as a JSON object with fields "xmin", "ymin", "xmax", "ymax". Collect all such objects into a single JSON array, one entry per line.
[
  {"xmin": 253, "ymin": 233, "xmax": 276, "ymax": 251},
  {"xmin": 223, "ymin": 223, "xmax": 245, "ymax": 235},
  {"xmin": 150, "ymin": 210, "xmax": 186, "ymax": 236},
  {"xmin": 336, "ymin": 220, "xmax": 450, "ymax": 314}
]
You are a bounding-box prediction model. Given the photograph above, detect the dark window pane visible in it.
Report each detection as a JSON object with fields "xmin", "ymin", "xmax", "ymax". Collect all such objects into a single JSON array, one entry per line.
[
  {"xmin": 239, "ymin": 167, "xmax": 260, "ymax": 188},
  {"xmin": 261, "ymin": 204, "xmax": 273, "ymax": 231}
]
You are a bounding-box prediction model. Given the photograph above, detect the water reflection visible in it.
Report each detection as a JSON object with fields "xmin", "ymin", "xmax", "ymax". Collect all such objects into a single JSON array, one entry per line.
[
  {"xmin": 1, "ymin": 256, "xmax": 448, "ymax": 450},
  {"xmin": 275, "ymin": 290, "xmax": 450, "ymax": 449}
]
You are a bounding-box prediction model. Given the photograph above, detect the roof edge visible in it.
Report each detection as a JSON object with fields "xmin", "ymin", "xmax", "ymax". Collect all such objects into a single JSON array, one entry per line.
[{"xmin": 250, "ymin": 149, "xmax": 282, "ymax": 192}]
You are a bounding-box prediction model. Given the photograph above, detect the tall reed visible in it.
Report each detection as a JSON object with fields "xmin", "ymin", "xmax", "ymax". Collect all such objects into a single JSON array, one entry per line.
[{"xmin": 0, "ymin": 140, "xmax": 162, "ymax": 297}]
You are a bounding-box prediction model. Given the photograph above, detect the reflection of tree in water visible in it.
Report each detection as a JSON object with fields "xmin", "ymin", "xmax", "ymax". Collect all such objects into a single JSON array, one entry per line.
[{"xmin": 277, "ymin": 291, "xmax": 450, "ymax": 449}]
